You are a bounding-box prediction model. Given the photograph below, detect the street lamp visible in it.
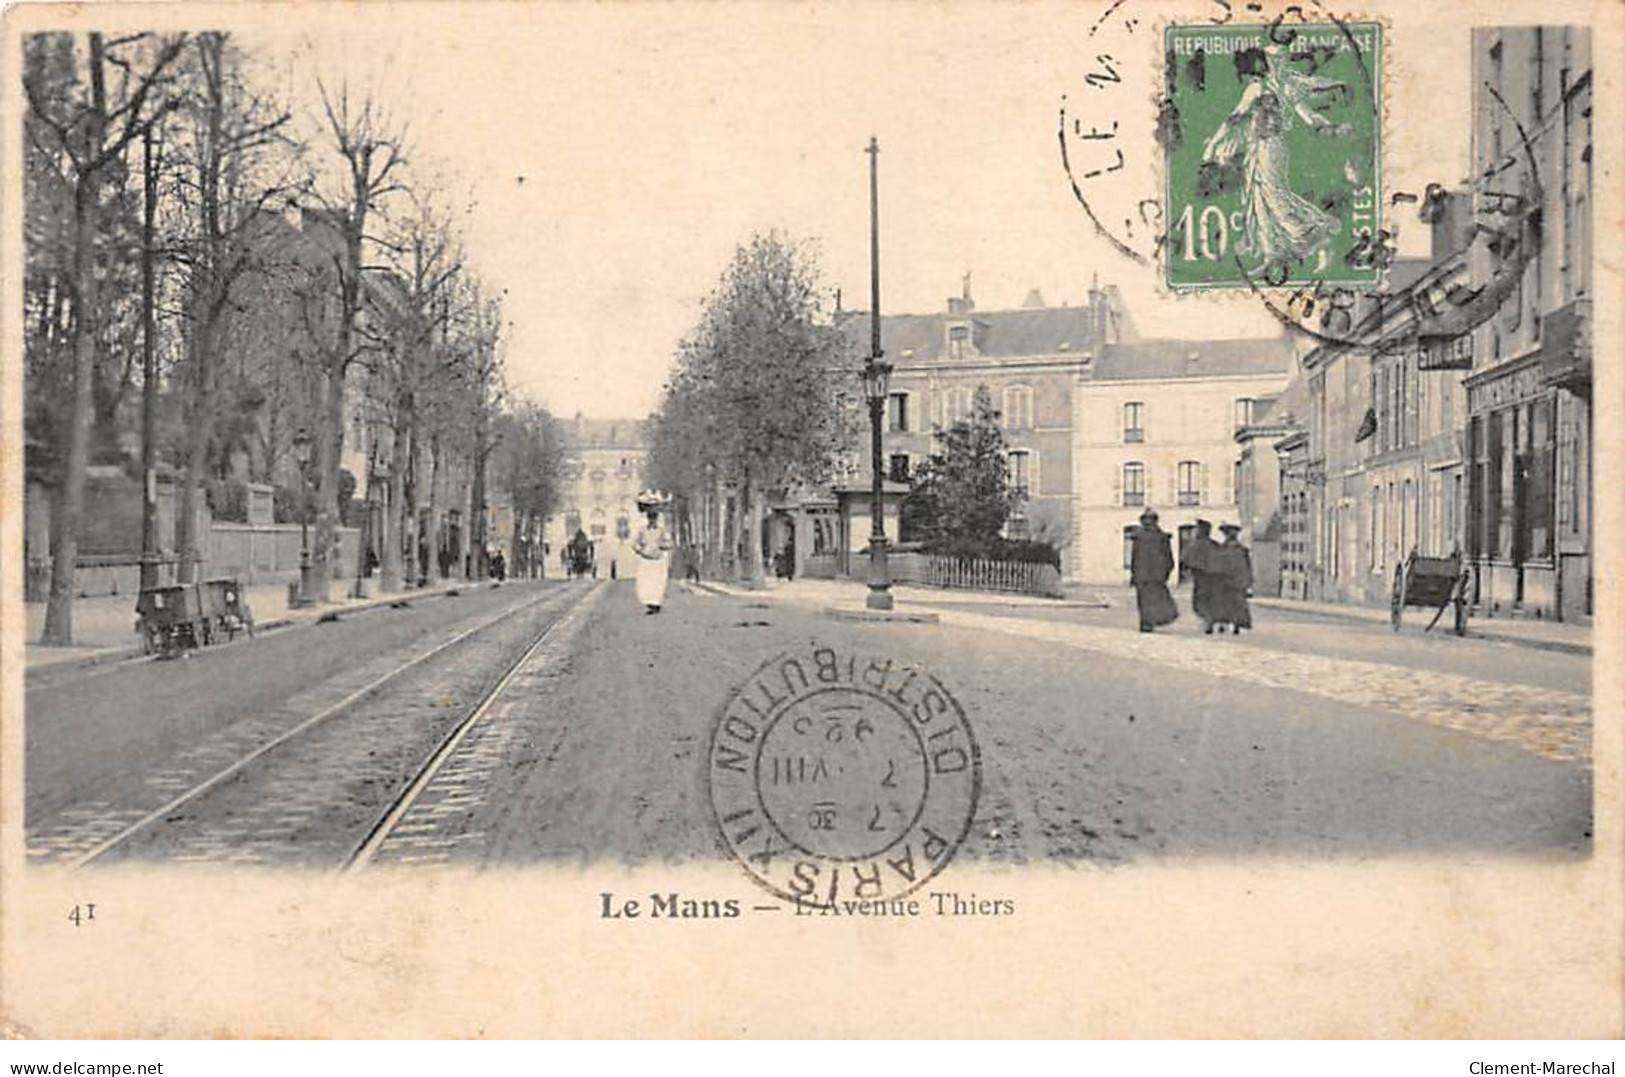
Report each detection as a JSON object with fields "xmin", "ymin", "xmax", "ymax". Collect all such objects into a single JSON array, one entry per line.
[
  {"xmin": 292, "ymin": 428, "xmax": 316, "ymax": 607},
  {"xmin": 863, "ymin": 134, "xmax": 894, "ymax": 612},
  {"xmin": 863, "ymin": 356, "xmax": 894, "ymax": 610}
]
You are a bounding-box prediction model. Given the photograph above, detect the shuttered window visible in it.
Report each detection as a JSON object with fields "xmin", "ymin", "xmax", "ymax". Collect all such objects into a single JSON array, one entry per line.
[
  {"xmin": 1122, "ymin": 462, "xmax": 1146, "ymax": 507},
  {"xmin": 1123, "ymin": 401, "xmax": 1145, "ymax": 442},
  {"xmin": 1004, "ymin": 386, "xmax": 1035, "ymax": 430},
  {"xmin": 1177, "ymin": 461, "xmax": 1201, "ymax": 506}
]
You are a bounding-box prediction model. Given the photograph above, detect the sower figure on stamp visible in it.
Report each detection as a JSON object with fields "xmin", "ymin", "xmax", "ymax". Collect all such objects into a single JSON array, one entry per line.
[
  {"xmin": 1208, "ymin": 523, "xmax": 1254, "ymax": 634},
  {"xmin": 1130, "ymin": 507, "xmax": 1179, "ymax": 633},
  {"xmin": 633, "ymin": 491, "xmax": 674, "ymax": 614},
  {"xmin": 1186, "ymin": 518, "xmax": 1221, "ymax": 634},
  {"xmin": 1202, "ymin": 44, "xmax": 1351, "ymax": 279}
]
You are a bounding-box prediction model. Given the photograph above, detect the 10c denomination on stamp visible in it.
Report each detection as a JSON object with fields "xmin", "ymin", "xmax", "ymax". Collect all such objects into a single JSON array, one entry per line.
[{"xmin": 708, "ymin": 647, "xmax": 981, "ymax": 909}]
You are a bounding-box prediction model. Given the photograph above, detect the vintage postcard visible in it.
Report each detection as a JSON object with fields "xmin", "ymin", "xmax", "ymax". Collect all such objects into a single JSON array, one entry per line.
[{"xmin": 1, "ymin": 0, "xmax": 1619, "ymax": 1040}]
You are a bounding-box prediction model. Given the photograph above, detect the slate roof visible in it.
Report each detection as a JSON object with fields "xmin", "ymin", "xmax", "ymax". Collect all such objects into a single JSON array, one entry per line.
[
  {"xmin": 1090, "ymin": 336, "xmax": 1295, "ymax": 381},
  {"xmin": 838, "ymin": 296, "xmax": 1128, "ymax": 364}
]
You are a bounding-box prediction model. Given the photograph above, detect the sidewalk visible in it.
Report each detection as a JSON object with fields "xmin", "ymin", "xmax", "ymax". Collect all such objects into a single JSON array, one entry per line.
[
  {"xmin": 1249, "ymin": 594, "xmax": 1592, "ymax": 656},
  {"xmin": 692, "ymin": 577, "xmax": 1591, "ymax": 657},
  {"xmin": 21, "ymin": 572, "xmax": 481, "ymax": 680}
]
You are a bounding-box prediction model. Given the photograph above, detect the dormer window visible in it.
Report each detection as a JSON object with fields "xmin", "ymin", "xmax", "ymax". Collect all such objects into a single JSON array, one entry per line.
[{"xmin": 948, "ymin": 324, "xmax": 970, "ymax": 359}]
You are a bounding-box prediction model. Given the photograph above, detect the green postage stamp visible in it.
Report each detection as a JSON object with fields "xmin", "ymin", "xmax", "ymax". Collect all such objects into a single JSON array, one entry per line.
[{"xmin": 1164, "ymin": 22, "xmax": 1383, "ymax": 290}]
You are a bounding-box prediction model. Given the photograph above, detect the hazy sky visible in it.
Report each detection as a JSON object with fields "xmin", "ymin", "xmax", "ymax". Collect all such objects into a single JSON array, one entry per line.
[{"xmin": 264, "ymin": 3, "xmax": 1469, "ymax": 421}]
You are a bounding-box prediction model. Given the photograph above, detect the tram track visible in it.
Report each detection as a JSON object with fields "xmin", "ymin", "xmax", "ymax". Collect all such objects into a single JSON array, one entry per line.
[
  {"xmin": 52, "ymin": 580, "xmax": 599, "ymax": 870},
  {"xmin": 342, "ymin": 579, "xmax": 604, "ymax": 871}
]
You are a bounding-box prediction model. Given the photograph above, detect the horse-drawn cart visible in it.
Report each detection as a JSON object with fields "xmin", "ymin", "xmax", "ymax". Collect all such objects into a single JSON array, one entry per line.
[{"xmin": 1390, "ymin": 548, "xmax": 1470, "ymax": 636}]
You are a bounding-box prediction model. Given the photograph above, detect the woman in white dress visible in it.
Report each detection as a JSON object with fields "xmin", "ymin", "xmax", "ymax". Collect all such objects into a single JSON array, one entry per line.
[{"xmin": 633, "ymin": 499, "xmax": 674, "ymax": 614}]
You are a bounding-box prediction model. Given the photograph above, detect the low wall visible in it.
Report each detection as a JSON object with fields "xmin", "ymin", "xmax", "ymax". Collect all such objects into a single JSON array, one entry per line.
[
  {"xmin": 206, "ymin": 523, "xmax": 361, "ymax": 584},
  {"xmin": 25, "ymin": 525, "xmax": 362, "ymax": 602}
]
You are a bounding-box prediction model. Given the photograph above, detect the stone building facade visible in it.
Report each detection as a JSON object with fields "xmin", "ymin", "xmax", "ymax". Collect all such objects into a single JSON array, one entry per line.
[
  {"xmin": 1071, "ymin": 339, "xmax": 1294, "ymax": 584},
  {"xmin": 543, "ymin": 416, "xmax": 649, "ymax": 578},
  {"xmin": 1462, "ymin": 26, "xmax": 1593, "ymax": 622}
]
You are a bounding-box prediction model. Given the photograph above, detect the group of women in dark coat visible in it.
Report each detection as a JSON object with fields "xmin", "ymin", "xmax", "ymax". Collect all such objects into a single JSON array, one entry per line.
[{"xmin": 1130, "ymin": 509, "xmax": 1253, "ymax": 634}]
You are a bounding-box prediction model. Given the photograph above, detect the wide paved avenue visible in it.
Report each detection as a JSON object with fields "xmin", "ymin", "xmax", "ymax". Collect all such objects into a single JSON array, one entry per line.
[{"xmin": 26, "ymin": 576, "xmax": 1590, "ymax": 869}]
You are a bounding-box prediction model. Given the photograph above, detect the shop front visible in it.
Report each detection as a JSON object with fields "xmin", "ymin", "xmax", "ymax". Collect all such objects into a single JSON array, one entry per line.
[{"xmin": 1464, "ymin": 326, "xmax": 1590, "ymax": 622}]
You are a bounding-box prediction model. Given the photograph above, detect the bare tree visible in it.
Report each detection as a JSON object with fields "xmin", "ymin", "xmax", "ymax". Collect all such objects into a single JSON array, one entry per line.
[
  {"xmin": 168, "ymin": 32, "xmax": 298, "ymax": 582},
  {"xmin": 24, "ymin": 31, "xmax": 188, "ymax": 644},
  {"xmin": 302, "ymin": 79, "xmax": 408, "ymax": 600},
  {"xmin": 366, "ymin": 193, "xmax": 462, "ymax": 591}
]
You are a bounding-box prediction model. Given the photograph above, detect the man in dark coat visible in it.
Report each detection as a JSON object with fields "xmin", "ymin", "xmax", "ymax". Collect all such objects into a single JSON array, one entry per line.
[
  {"xmin": 1209, "ymin": 523, "xmax": 1254, "ymax": 633},
  {"xmin": 1129, "ymin": 508, "xmax": 1179, "ymax": 632},
  {"xmin": 1185, "ymin": 518, "xmax": 1220, "ymax": 633}
]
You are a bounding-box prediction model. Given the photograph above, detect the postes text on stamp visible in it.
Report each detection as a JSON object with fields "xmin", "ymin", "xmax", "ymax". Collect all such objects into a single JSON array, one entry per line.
[
  {"xmin": 1164, "ymin": 21, "xmax": 1382, "ymax": 290},
  {"xmin": 708, "ymin": 647, "xmax": 981, "ymax": 909}
]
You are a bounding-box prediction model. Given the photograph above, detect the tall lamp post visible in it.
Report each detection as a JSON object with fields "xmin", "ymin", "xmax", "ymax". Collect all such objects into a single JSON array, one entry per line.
[
  {"xmin": 292, "ymin": 429, "xmax": 316, "ymax": 607},
  {"xmin": 864, "ymin": 135, "xmax": 894, "ymax": 611}
]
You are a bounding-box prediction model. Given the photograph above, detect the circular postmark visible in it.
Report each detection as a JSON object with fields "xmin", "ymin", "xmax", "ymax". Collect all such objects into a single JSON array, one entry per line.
[
  {"xmin": 1058, "ymin": 0, "xmax": 1540, "ymax": 350},
  {"xmin": 708, "ymin": 646, "xmax": 981, "ymax": 909}
]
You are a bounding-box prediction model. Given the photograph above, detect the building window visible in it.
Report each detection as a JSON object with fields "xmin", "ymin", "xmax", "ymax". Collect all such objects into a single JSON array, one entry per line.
[
  {"xmin": 1122, "ymin": 462, "xmax": 1146, "ymax": 507},
  {"xmin": 1123, "ymin": 401, "xmax": 1145, "ymax": 443},
  {"xmin": 940, "ymin": 387, "xmax": 970, "ymax": 428},
  {"xmin": 615, "ymin": 516, "xmax": 630, "ymax": 540},
  {"xmin": 888, "ymin": 453, "xmax": 911, "ymax": 483},
  {"xmin": 887, "ymin": 392, "xmax": 910, "ymax": 433},
  {"xmin": 948, "ymin": 325, "xmax": 970, "ymax": 359},
  {"xmin": 1009, "ymin": 450, "xmax": 1033, "ymax": 497},
  {"xmin": 1234, "ymin": 397, "xmax": 1254, "ymax": 429},
  {"xmin": 1177, "ymin": 460, "xmax": 1201, "ymax": 506},
  {"xmin": 1003, "ymin": 386, "xmax": 1034, "ymax": 430}
]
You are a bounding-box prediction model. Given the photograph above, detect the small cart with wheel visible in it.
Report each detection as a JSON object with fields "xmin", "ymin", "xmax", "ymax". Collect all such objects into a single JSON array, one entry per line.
[
  {"xmin": 1390, "ymin": 547, "xmax": 1471, "ymax": 636},
  {"xmin": 134, "ymin": 583, "xmax": 206, "ymax": 657},
  {"xmin": 200, "ymin": 577, "xmax": 254, "ymax": 643}
]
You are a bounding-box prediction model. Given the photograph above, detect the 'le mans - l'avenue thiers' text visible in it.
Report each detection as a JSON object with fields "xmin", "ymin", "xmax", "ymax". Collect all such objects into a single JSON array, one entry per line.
[{"xmin": 600, "ymin": 892, "xmax": 1015, "ymax": 919}]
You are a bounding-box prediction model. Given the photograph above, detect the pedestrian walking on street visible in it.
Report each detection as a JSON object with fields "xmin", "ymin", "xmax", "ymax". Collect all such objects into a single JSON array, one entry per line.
[
  {"xmin": 1129, "ymin": 507, "xmax": 1179, "ymax": 632},
  {"xmin": 1186, "ymin": 518, "xmax": 1221, "ymax": 633},
  {"xmin": 1209, "ymin": 523, "xmax": 1254, "ymax": 633},
  {"xmin": 633, "ymin": 491, "xmax": 674, "ymax": 613}
]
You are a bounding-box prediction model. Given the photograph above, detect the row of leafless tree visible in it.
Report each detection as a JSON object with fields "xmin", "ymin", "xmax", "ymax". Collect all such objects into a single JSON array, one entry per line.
[{"xmin": 23, "ymin": 30, "xmax": 564, "ymax": 644}]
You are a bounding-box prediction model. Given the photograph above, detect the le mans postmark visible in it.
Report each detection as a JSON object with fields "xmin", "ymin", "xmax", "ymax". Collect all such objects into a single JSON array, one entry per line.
[
  {"xmin": 1163, "ymin": 21, "xmax": 1382, "ymax": 290},
  {"xmin": 707, "ymin": 647, "xmax": 982, "ymax": 910}
]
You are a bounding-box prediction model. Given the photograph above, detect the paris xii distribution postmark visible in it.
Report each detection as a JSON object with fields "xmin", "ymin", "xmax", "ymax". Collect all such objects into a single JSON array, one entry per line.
[
  {"xmin": 707, "ymin": 647, "xmax": 981, "ymax": 909},
  {"xmin": 1163, "ymin": 20, "xmax": 1382, "ymax": 290}
]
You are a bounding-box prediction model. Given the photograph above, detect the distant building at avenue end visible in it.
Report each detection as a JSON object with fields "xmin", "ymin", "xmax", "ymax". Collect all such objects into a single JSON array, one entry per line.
[
  {"xmin": 543, "ymin": 416, "xmax": 649, "ymax": 579},
  {"xmin": 808, "ymin": 276, "xmax": 1295, "ymax": 585}
]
